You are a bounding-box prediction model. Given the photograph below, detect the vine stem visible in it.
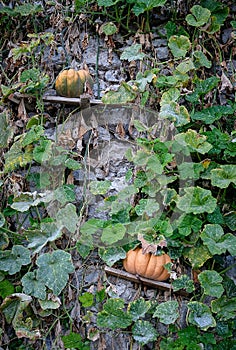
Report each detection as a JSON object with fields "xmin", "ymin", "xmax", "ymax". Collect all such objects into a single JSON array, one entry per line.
[{"xmin": 219, "ymin": 262, "xmax": 236, "ymax": 275}]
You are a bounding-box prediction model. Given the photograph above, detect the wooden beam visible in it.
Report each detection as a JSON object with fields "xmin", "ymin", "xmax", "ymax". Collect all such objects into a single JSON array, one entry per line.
[{"xmin": 104, "ymin": 266, "xmax": 189, "ymax": 296}]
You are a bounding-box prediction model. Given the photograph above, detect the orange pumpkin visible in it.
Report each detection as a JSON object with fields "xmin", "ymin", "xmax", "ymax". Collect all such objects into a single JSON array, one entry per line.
[
  {"xmin": 55, "ymin": 69, "xmax": 93, "ymax": 98},
  {"xmin": 123, "ymin": 248, "xmax": 171, "ymax": 281}
]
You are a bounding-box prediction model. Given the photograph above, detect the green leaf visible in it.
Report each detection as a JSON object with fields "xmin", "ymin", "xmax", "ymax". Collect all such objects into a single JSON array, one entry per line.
[
  {"xmin": 33, "ymin": 139, "xmax": 52, "ymax": 163},
  {"xmin": 76, "ymin": 242, "xmax": 93, "ymax": 259},
  {"xmin": 210, "ymin": 165, "xmax": 236, "ymax": 188},
  {"xmin": 192, "ymin": 105, "xmax": 234, "ymax": 124},
  {"xmin": 186, "ymin": 5, "xmax": 211, "ymax": 27},
  {"xmin": 211, "ymin": 296, "xmax": 236, "ymax": 321},
  {"xmin": 79, "ymin": 292, "xmax": 94, "ymax": 308},
  {"xmin": 176, "ymin": 186, "xmax": 217, "ymax": 214},
  {"xmin": 4, "ymin": 139, "xmax": 33, "ymax": 172},
  {"xmin": 101, "ymin": 223, "xmax": 126, "ymax": 244},
  {"xmin": 99, "ymin": 22, "xmax": 117, "ymax": 35},
  {"xmin": 193, "ymin": 51, "xmax": 212, "ymax": 68},
  {"xmin": 98, "ymin": 246, "xmax": 126, "ymax": 266},
  {"xmin": 200, "ymin": 224, "xmax": 236, "ymax": 256},
  {"xmin": 26, "ymin": 222, "xmax": 63, "ymax": 254},
  {"xmin": 135, "ymin": 198, "xmax": 160, "ymax": 216},
  {"xmin": 198, "ymin": 270, "xmax": 224, "ymax": 298},
  {"xmin": 128, "ymin": 298, "xmax": 152, "ymax": 321},
  {"xmin": 97, "ymin": 0, "xmax": 120, "ymax": 7},
  {"xmin": 131, "ymin": 0, "xmax": 167, "ymax": 16},
  {"xmin": 176, "ymin": 58, "xmax": 195, "ymax": 74},
  {"xmin": 0, "ymin": 245, "xmax": 31, "ymax": 275},
  {"xmin": 89, "ymin": 180, "xmax": 111, "ymax": 195},
  {"xmin": 36, "ymin": 250, "xmax": 74, "ymax": 296},
  {"xmin": 184, "ymin": 245, "xmax": 212, "ymax": 269},
  {"xmin": 153, "ymin": 300, "xmax": 179, "ymax": 324},
  {"xmin": 64, "ymin": 157, "xmax": 81, "ymax": 170},
  {"xmin": 168, "ymin": 35, "xmax": 191, "ymax": 58},
  {"xmin": 187, "ymin": 301, "xmax": 216, "ymax": 330},
  {"xmin": 185, "ymin": 77, "xmax": 220, "ymax": 103},
  {"xmin": 97, "ymin": 298, "xmax": 133, "ymax": 330},
  {"xmin": 53, "ymin": 185, "xmax": 76, "ymax": 205},
  {"xmin": 102, "ymin": 81, "xmax": 137, "ymax": 104},
  {"xmin": 120, "ymin": 44, "xmax": 146, "ymax": 61},
  {"xmin": 159, "ymin": 102, "xmax": 190, "ymax": 127},
  {"xmin": 21, "ymin": 271, "xmax": 46, "ymax": 300},
  {"xmin": 0, "ymin": 279, "xmax": 15, "ymax": 298},
  {"xmin": 56, "ymin": 203, "xmax": 79, "ymax": 233},
  {"xmin": 0, "ymin": 112, "xmax": 13, "ymax": 148},
  {"xmin": 132, "ymin": 320, "xmax": 158, "ymax": 345},
  {"xmin": 224, "ymin": 211, "xmax": 236, "ymax": 230},
  {"xmin": 174, "ymin": 129, "xmax": 212, "ymax": 155},
  {"xmin": 22, "ymin": 125, "xmax": 44, "ymax": 147},
  {"xmin": 62, "ymin": 332, "xmax": 90, "ymax": 350},
  {"xmin": 172, "ymin": 275, "xmax": 195, "ymax": 293}
]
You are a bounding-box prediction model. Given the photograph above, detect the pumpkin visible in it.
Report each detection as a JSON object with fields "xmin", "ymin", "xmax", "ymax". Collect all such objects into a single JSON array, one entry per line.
[
  {"xmin": 123, "ymin": 248, "xmax": 171, "ymax": 281},
  {"xmin": 55, "ymin": 69, "xmax": 93, "ymax": 98}
]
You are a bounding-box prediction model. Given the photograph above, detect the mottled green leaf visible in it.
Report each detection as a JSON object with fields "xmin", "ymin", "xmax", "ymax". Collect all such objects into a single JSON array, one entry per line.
[
  {"xmin": 193, "ymin": 51, "xmax": 212, "ymax": 68},
  {"xmin": 187, "ymin": 301, "xmax": 216, "ymax": 330},
  {"xmin": 56, "ymin": 203, "xmax": 78, "ymax": 233},
  {"xmin": 97, "ymin": 298, "xmax": 132, "ymax": 330},
  {"xmin": 211, "ymin": 296, "xmax": 236, "ymax": 321},
  {"xmin": 186, "ymin": 5, "xmax": 211, "ymax": 27},
  {"xmin": 21, "ymin": 271, "xmax": 46, "ymax": 300},
  {"xmin": 120, "ymin": 44, "xmax": 145, "ymax": 61},
  {"xmin": 132, "ymin": 0, "xmax": 167, "ymax": 16},
  {"xmin": 132, "ymin": 320, "xmax": 158, "ymax": 345},
  {"xmin": 98, "ymin": 246, "xmax": 126, "ymax": 266},
  {"xmin": 176, "ymin": 186, "xmax": 217, "ymax": 214},
  {"xmin": 0, "ymin": 112, "xmax": 13, "ymax": 148},
  {"xmin": 89, "ymin": 180, "xmax": 111, "ymax": 195},
  {"xmin": 102, "ymin": 81, "xmax": 137, "ymax": 103},
  {"xmin": 168, "ymin": 35, "xmax": 191, "ymax": 58},
  {"xmin": 198, "ymin": 270, "xmax": 224, "ymax": 298},
  {"xmin": 101, "ymin": 223, "xmax": 126, "ymax": 244},
  {"xmin": 184, "ymin": 245, "xmax": 212, "ymax": 269},
  {"xmin": 79, "ymin": 292, "xmax": 94, "ymax": 308},
  {"xmin": 210, "ymin": 165, "xmax": 236, "ymax": 188},
  {"xmin": 0, "ymin": 246, "xmax": 31, "ymax": 275},
  {"xmin": 36, "ymin": 250, "xmax": 74, "ymax": 296},
  {"xmin": 172, "ymin": 274, "xmax": 195, "ymax": 293},
  {"xmin": 128, "ymin": 298, "xmax": 152, "ymax": 321},
  {"xmin": 174, "ymin": 129, "xmax": 212, "ymax": 155},
  {"xmin": 153, "ymin": 300, "xmax": 179, "ymax": 324}
]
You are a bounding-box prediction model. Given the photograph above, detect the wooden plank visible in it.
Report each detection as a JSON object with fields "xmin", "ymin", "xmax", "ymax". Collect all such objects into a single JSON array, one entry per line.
[
  {"xmin": 104, "ymin": 266, "xmax": 189, "ymax": 296},
  {"xmin": 42, "ymin": 95, "xmax": 104, "ymax": 105}
]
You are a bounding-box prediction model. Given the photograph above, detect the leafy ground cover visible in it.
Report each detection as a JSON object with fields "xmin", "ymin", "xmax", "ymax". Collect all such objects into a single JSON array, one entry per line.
[{"xmin": 0, "ymin": 0, "xmax": 236, "ymax": 349}]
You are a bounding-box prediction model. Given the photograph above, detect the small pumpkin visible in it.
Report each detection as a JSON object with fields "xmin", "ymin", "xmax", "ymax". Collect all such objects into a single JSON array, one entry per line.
[
  {"xmin": 55, "ymin": 68, "xmax": 93, "ymax": 98},
  {"xmin": 123, "ymin": 248, "xmax": 171, "ymax": 281}
]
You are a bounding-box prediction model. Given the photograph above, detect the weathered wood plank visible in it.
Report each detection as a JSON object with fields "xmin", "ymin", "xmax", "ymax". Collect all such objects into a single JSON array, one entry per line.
[{"xmin": 104, "ymin": 266, "xmax": 189, "ymax": 296}]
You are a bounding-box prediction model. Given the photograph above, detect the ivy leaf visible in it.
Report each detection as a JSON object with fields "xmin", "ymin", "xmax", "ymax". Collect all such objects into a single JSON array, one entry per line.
[
  {"xmin": 97, "ymin": 298, "xmax": 133, "ymax": 330},
  {"xmin": 185, "ymin": 77, "xmax": 220, "ymax": 103},
  {"xmin": 26, "ymin": 222, "xmax": 63, "ymax": 254},
  {"xmin": 198, "ymin": 270, "xmax": 224, "ymax": 298},
  {"xmin": 200, "ymin": 224, "xmax": 236, "ymax": 256},
  {"xmin": 89, "ymin": 180, "xmax": 111, "ymax": 195},
  {"xmin": 0, "ymin": 279, "xmax": 15, "ymax": 299},
  {"xmin": 53, "ymin": 185, "xmax": 76, "ymax": 205},
  {"xmin": 0, "ymin": 245, "xmax": 31, "ymax": 275},
  {"xmin": 128, "ymin": 298, "xmax": 152, "ymax": 321},
  {"xmin": 55, "ymin": 203, "xmax": 78, "ymax": 233},
  {"xmin": 184, "ymin": 245, "xmax": 212, "ymax": 269},
  {"xmin": 172, "ymin": 275, "xmax": 195, "ymax": 293},
  {"xmin": 79, "ymin": 292, "xmax": 94, "ymax": 308},
  {"xmin": 99, "ymin": 22, "xmax": 117, "ymax": 35},
  {"xmin": 62, "ymin": 332, "xmax": 90, "ymax": 350},
  {"xmin": 21, "ymin": 271, "xmax": 46, "ymax": 300},
  {"xmin": 101, "ymin": 223, "xmax": 126, "ymax": 244},
  {"xmin": 186, "ymin": 5, "xmax": 211, "ymax": 27},
  {"xmin": 187, "ymin": 301, "xmax": 216, "ymax": 330},
  {"xmin": 210, "ymin": 165, "xmax": 236, "ymax": 188},
  {"xmin": 132, "ymin": 320, "xmax": 158, "ymax": 345},
  {"xmin": 176, "ymin": 58, "xmax": 195, "ymax": 74},
  {"xmin": 33, "ymin": 139, "xmax": 52, "ymax": 163},
  {"xmin": 153, "ymin": 300, "xmax": 179, "ymax": 324},
  {"xmin": 4, "ymin": 140, "xmax": 33, "ymax": 172},
  {"xmin": 135, "ymin": 198, "xmax": 160, "ymax": 216},
  {"xmin": 132, "ymin": 0, "xmax": 167, "ymax": 16},
  {"xmin": 168, "ymin": 35, "xmax": 191, "ymax": 58},
  {"xmin": 174, "ymin": 129, "xmax": 212, "ymax": 155},
  {"xmin": 98, "ymin": 246, "xmax": 126, "ymax": 266},
  {"xmin": 211, "ymin": 296, "xmax": 236, "ymax": 321},
  {"xmin": 102, "ymin": 81, "xmax": 137, "ymax": 103},
  {"xmin": 120, "ymin": 44, "xmax": 145, "ymax": 61},
  {"xmin": 193, "ymin": 51, "xmax": 212, "ymax": 69},
  {"xmin": 36, "ymin": 250, "xmax": 74, "ymax": 296},
  {"xmin": 176, "ymin": 186, "xmax": 217, "ymax": 214},
  {"xmin": 159, "ymin": 102, "xmax": 190, "ymax": 127}
]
